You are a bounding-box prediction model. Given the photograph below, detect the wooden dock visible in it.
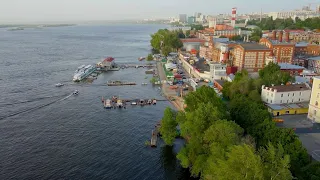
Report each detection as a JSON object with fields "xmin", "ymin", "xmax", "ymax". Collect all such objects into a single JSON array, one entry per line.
[
  {"xmin": 107, "ymin": 81, "xmax": 136, "ymax": 86},
  {"xmin": 150, "ymin": 121, "xmax": 161, "ymax": 147}
]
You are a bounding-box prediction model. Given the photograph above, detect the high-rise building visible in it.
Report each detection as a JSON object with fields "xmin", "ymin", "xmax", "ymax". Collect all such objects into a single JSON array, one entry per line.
[
  {"xmin": 308, "ymin": 77, "xmax": 320, "ymax": 123},
  {"xmin": 179, "ymin": 14, "xmax": 187, "ymax": 23},
  {"xmin": 188, "ymin": 16, "xmax": 195, "ymax": 24}
]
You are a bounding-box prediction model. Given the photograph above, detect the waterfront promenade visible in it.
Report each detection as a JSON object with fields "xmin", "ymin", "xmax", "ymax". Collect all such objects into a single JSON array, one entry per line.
[{"xmin": 156, "ymin": 62, "xmax": 185, "ymax": 111}]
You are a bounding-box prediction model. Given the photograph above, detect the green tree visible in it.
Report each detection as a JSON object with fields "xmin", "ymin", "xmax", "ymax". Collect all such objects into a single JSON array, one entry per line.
[
  {"xmin": 160, "ymin": 107, "xmax": 177, "ymax": 146},
  {"xmin": 230, "ymin": 35, "xmax": 242, "ymax": 41},
  {"xmin": 259, "ymin": 62, "xmax": 294, "ymax": 86},
  {"xmin": 150, "ymin": 29, "xmax": 183, "ymax": 56},
  {"xmin": 185, "ymin": 30, "xmax": 191, "ymax": 37},
  {"xmin": 147, "ymin": 54, "xmax": 153, "ymax": 61},
  {"xmin": 212, "ymin": 144, "xmax": 264, "ymax": 180},
  {"xmin": 299, "ymin": 162, "xmax": 320, "ymax": 180},
  {"xmin": 259, "ymin": 143, "xmax": 292, "ymax": 180}
]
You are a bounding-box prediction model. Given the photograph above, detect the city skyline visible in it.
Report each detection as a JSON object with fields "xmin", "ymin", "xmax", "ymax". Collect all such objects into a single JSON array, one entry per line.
[{"xmin": 0, "ymin": 0, "xmax": 317, "ymax": 23}]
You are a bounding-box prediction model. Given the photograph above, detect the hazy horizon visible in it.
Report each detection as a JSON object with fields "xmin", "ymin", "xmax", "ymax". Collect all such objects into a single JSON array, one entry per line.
[{"xmin": 0, "ymin": 0, "xmax": 315, "ymax": 23}]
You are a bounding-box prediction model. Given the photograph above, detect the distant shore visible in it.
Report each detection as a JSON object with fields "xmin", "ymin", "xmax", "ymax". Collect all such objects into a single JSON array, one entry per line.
[{"xmin": 0, "ymin": 24, "xmax": 76, "ymax": 29}]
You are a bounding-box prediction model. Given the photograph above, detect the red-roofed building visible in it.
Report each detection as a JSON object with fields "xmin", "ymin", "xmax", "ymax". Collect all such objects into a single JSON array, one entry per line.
[{"xmin": 98, "ymin": 57, "xmax": 116, "ymax": 70}]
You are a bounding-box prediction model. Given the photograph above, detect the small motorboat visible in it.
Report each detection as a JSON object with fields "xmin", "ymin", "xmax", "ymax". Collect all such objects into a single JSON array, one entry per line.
[
  {"xmin": 55, "ymin": 83, "xmax": 64, "ymax": 87},
  {"xmin": 140, "ymin": 99, "xmax": 145, "ymax": 106},
  {"xmin": 131, "ymin": 101, "xmax": 137, "ymax": 105},
  {"xmin": 138, "ymin": 57, "xmax": 145, "ymax": 61},
  {"xmin": 141, "ymin": 82, "xmax": 148, "ymax": 85},
  {"xmin": 116, "ymin": 99, "xmax": 123, "ymax": 108},
  {"xmin": 152, "ymin": 99, "xmax": 157, "ymax": 105},
  {"xmin": 147, "ymin": 99, "xmax": 152, "ymax": 105},
  {"xmin": 73, "ymin": 90, "xmax": 79, "ymax": 95}
]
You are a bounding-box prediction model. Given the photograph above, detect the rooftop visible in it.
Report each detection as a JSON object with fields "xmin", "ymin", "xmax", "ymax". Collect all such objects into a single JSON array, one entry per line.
[
  {"xmin": 265, "ymin": 84, "xmax": 310, "ymax": 92},
  {"xmin": 308, "ymin": 56, "xmax": 320, "ymax": 61},
  {"xmin": 180, "ymin": 38, "xmax": 206, "ymax": 43},
  {"xmin": 266, "ymin": 102, "xmax": 309, "ymax": 110},
  {"xmin": 279, "ymin": 63, "xmax": 305, "ymax": 70},
  {"xmin": 238, "ymin": 43, "xmax": 270, "ymax": 50}
]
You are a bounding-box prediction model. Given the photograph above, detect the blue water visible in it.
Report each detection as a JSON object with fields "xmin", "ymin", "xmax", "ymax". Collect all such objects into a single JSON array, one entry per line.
[{"xmin": 0, "ymin": 24, "xmax": 192, "ymax": 180}]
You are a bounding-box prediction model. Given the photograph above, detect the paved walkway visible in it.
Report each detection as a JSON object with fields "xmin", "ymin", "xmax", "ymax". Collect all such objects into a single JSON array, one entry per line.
[{"xmin": 156, "ymin": 62, "xmax": 184, "ymax": 111}]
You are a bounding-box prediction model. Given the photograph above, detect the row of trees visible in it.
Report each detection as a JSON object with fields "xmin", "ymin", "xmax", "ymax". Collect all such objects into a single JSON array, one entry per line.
[
  {"xmin": 150, "ymin": 29, "xmax": 183, "ymax": 56},
  {"xmin": 223, "ymin": 63, "xmax": 320, "ymax": 179},
  {"xmin": 247, "ymin": 17, "xmax": 320, "ymax": 30},
  {"xmin": 160, "ymin": 63, "xmax": 320, "ymax": 179},
  {"xmin": 160, "ymin": 86, "xmax": 293, "ymax": 179}
]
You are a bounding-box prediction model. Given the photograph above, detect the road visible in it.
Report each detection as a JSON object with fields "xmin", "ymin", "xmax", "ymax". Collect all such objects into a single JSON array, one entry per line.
[{"xmin": 156, "ymin": 61, "xmax": 184, "ymax": 111}]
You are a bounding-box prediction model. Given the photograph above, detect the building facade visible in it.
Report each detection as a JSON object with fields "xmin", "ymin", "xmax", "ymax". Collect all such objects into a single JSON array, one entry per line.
[
  {"xmin": 209, "ymin": 62, "xmax": 227, "ymax": 81},
  {"xmin": 259, "ymin": 37, "xmax": 295, "ymax": 64},
  {"xmin": 232, "ymin": 44, "xmax": 272, "ymax": 72},
  {"xmin": 179, "ymin": 14, "xmax": 187, "ymax": 23},
  {"xmin": 308, "ymin": 77, "xmax": 320, "ymax": 123},
  {"xmin": 261, "ymin": 84, "xmax": 311, "ymax": 104}
]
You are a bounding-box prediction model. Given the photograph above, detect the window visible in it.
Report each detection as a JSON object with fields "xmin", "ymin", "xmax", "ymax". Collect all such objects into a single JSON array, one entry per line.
[
  {"xmin": 267, "ymin": 99, "xmax": 268, "ymax": 102},
  {"xmin": 280, "ymin": 100, "xmax": 283, "ymax": 103},
  {"xmin": 314, "ymin": 110, "xmax": 317, "ymax": 115},
  {"xmin": 288, "ymin": 93, "xmax": 290, "ymax": 97},
  {"xmin": 316, "ymin": 101, "xmax": 319, "ymax": 106},
  {"xmin": 287, "ymin": 100, "xmax": 289, "ymax": 103},
  {"xmin": 271, "ymin": 100, "xmax": 273, "ymax": 103},
  {"xmin": 281, "ymin": 94, "xmax": 283, "ymax": 97},
  {"xmin": 300, "ymin": 92, "xmax": 302, "ymax": 96},
  {"xmin": 293, "ymin": 93, "xmax": 294, "ymax": 96},
  {"xmin": 292, "ymin": 99, "xmax": 294, "ymax": 102},
  {"xmin": 271, "ymin": 93, "xmax": 273, "ymax": 97},
  {"xmin": 299, "ymin": 98, "xmax": 301, "ymax": 102}
]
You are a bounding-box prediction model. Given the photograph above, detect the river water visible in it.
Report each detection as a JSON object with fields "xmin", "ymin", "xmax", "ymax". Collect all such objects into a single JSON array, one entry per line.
[{"xmin": 0, "ymin": 24, "xmax": 192, "ymax": 180}]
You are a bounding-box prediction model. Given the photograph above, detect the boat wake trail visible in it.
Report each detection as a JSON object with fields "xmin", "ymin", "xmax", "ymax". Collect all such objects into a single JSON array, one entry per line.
[
  {"xmin": 0, "ymin": 95, "xmax": 65, "ymax": 107},
  {"xmin": 0, "ymin": 93, "xmax": 73, "ymax": 120}
]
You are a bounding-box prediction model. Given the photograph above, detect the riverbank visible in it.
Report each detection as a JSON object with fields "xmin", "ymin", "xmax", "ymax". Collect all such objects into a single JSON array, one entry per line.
[{"xmin": 156, "ymin": 61, "xmax": 185, "ymax": 111}]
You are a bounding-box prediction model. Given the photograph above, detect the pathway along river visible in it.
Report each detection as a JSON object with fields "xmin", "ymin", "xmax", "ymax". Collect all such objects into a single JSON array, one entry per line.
[{"xmin": 0, "ymin": 24, "xmax": 193, "ymax": 179}]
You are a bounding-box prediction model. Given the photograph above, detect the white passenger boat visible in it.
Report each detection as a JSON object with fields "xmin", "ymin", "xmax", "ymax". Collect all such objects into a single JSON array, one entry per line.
[{"xmin": 73, "ymin": 65, "xmax": 96, "ymax": 82}]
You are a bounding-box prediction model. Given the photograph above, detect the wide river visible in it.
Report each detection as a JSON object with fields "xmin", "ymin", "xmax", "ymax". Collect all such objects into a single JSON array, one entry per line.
[{"xmin": 0, "ymin": 24, "xmax": 192, "ymax": 180}]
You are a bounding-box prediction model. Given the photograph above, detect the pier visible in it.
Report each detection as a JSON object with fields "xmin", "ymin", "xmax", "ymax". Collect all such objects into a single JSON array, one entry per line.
[
  {"xmin": 150, "ymin": 121, "xmax": 161, "ymax": 147},
  {"xmin": 107, "ymin": 81, "xmax": 136, "ymax": 86}
]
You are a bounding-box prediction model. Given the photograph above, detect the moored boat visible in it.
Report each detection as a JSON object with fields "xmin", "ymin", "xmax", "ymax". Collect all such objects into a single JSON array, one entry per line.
[
  {"xmin": 116, "ymin": 99, "xmax": 123, "ymax": 108},
  {"xmin": 152, "ymin": 99, "xmax": 157, "ymax": 105},
  {"xmin": 104, "ymin": 99, "xmax": 112, "ymax": 109},
  {"xmin": 73, "ymin": 65, "xmax": 96, "ymax": 82}
]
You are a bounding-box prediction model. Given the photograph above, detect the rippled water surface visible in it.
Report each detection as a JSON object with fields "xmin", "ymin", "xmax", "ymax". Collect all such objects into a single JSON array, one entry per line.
[{"xmin": 0, "ymin": 24, "xmax": 192, "ymax": 180}]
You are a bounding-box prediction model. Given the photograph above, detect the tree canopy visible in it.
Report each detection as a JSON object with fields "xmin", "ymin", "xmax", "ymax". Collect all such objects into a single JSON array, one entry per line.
[
  {"xmin": 160, "ymin": 86, "xmax": 293, "ymax": 179},
  {"xmin": 150, "ymin": 29, "xmax": 183, "ymax": 56},
  {"xmin": 159, "ymin": 107, "xmax": 178, "ymax": 146},
  {"xmin": 247, "ymin": 17, "xmax": 320, "ymax": 30}
]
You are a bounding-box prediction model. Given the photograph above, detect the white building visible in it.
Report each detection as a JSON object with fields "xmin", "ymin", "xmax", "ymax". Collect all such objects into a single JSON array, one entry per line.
[
  {"xmin": 268, "ymin": 9, "xmax": 319, "ymax": 20},
  {"xmin": 261, "ymin": 84, "xmax": 311, "ymax": 104},
  {"xmin": 308, "ymin": 77, "xmax": 320, "ymax": 123},
  {"xmin": 209, "ymin": 62, "xmax": 227, "ymax": 81}
]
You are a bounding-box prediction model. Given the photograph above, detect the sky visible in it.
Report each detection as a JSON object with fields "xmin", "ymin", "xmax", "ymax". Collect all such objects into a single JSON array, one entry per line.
[{"xmin": 0, "ymin": 0, "xmax": 314, "ymax": 23}]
